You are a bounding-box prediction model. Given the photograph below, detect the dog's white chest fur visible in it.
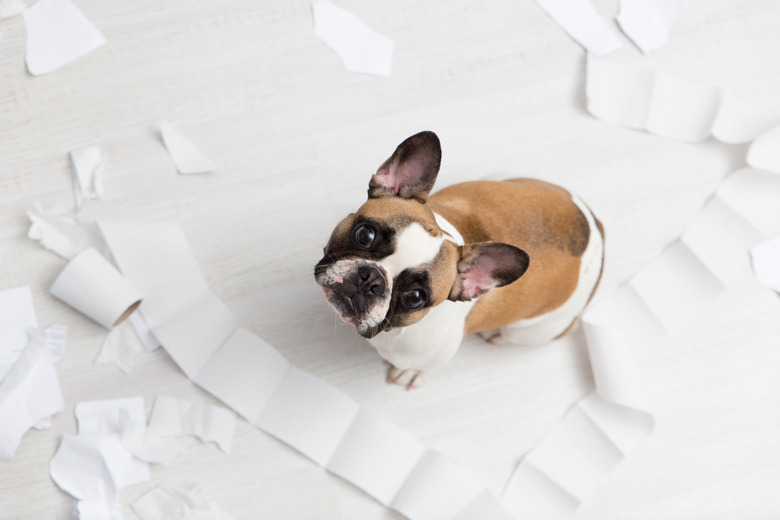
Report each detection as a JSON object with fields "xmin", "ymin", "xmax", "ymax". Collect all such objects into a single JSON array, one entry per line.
[{"xmin": 368, "ymin": 298, "xmax": 476, "ymax": 370}]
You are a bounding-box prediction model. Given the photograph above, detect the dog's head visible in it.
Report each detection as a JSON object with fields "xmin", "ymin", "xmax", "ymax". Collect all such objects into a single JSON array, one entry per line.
[{"xmin": 314, "ymin": 131, "xmax": 529, "ymax": 339}]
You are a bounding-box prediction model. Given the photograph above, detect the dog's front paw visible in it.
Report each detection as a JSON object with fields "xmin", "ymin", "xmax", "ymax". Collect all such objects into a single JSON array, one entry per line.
[{"xmin": 384, "ymin": 362, "xmax": 424, "ymax": 390}]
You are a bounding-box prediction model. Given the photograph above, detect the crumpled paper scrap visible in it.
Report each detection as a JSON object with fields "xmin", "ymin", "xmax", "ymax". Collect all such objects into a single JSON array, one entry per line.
[
  {"xmin": 27, "ymin": 203, "xmax": 108, "ymax": 260},
  {"xmin": 71, "ymin": 146, "xmax": 105, "ymax": 209},
  {"xmin": 311, "ymin": 0, "xmax": 394, "ymax": 76},
  {"xmin": 0, "ymin": 0, "xmax": 27, "ymax": 18},
  {"xmin": 95, "ymin": 321, "xmax": 143, "ymax": 373},
  {"xmin": 586, "ymin": 56, "xmax": 780, "ymax": 144},
  {"xmin": 0, "ymin": 325, "xmax": 66, "ymax": 461},
  {"xmin": 751, "ymin": 236, "xmax": 780, "ymax": 293},
  {"xmin": 23, "ymin": 0, "xmax": 106, "ymax": 76},
  {"xmin": 132, "ymin": 483, "xmax": 233, "ymax": 520},
  {"xmin": 160, "ymin": 122, "xmax": 216, "ymax": 175}
]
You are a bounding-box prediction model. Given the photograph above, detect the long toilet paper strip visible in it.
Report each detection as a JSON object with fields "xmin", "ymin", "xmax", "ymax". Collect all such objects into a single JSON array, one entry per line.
[{"xmin": 50, "ymin": 248, "xmax": 142, "ymax": 329}]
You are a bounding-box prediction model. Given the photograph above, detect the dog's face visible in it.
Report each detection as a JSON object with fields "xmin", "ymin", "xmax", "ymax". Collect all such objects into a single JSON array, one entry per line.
[{"xmin": 314, "ymin": 131, "xmax": 529, "ymax": 339}]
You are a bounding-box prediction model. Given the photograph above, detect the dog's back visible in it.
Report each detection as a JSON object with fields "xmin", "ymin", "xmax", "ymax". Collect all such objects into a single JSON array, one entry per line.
[{"xmin": 428, "ymin": 178, "xmax": 604, "ymax": 341}]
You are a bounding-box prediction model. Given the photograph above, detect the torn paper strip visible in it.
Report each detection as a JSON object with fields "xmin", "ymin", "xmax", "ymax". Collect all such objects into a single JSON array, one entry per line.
[
  {"xmin": 98, "ymin": 220, "xmax": 497, "ymax": 517},
  {"xmin": 0, "ymin": 286, "xmax": 38, "ymax": 383},
  {"xmin": 95, "ymin": 321, "xmax": 142, "ymax": 372},
  {"xmin": 532, "ymin": 0, "xmax": 622, "ymax": 57},
  {"xmin": 311, "ymin": 0, "xmax": 394, "ymax": 76},
  {"xmin": 50, "ymin": 248, "xmax": 142, "ymax": 329},
  {"xmin": 0, "ymin": 325, "xmax": 66, "ymax": 460},
  {"xmin": 147, "ymin": 396, "xmax": 236, "ymax": 453},
  {"xmin": 132, "ymin": 483, "xmax": 234, "ymax": 520},
  {"xmin": 71, "ymin": 146, "xmax": 104, "ymax": 209},
  {"xmin": 0, "ymin": 0, "xmax": 26, "ymax": 18},
  {"xmin": 616, "ymin": 0, "xmax": 681, "ymax": 54},
  {"xmin": 160, "ymin": 122, "xmax": 215, "ymax": 175},
  {"xmin": 751, "ymin": 236, "xmax": 780, "ymax": 293},
  {"xmin": 502, "ymin": 166, "xmax": 780, "ymax": 516},
  {"xmin": 27, "ymin": 204, "xmax": 108, "ymax": 260},
  {"xmin": 23, "ymin": 0, "xmax": 106, "ymax": 76},
  {"xmin": 52, "ymin": 398, "xmax": 153, "ymax": 517},
  {"xmin": 747, "ymin": 124, "xmax": 780, "ymax": 174},
  {"xmin": 586, "ymin": 56, "xmax": 780, "ymax": 144},
  {"xmin": 50, "ymin": 433, "xmax": 133, "ymax": 520},
  {"xmin": 74, "ymin": 397, "xmax": 150, "ymax": 488}
]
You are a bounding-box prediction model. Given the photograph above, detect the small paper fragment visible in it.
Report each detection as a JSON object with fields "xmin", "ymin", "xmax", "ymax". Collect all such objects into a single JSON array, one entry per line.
[
  {"xmin": 160, "ymin": 122, "xmax": 215, "ymax": 175},
  {"xmin": 751, "ymin": 237, "xmax": 780, "ymax": 293},
  {"xmin": 0, "ymin": 286, "xmax": 38, "ymax": 383},
  {"xmin": 311, "ymin": 0, "xmax": 394, "ymax": 76},
  {"xmin": 23, "ymin": 0, "xmax": 106, "ymax": 76},
  {"xmin": 532, "ymin": 0, "xmax": 622, "ymax": 57},
  {"xmin": 747, "ymin": 124, "xmax": 780, "ymax": 174},
  {"xmin": 0, "ymin": 0, "xmax": 27, "ymax": 18},
  {"xmin": 71, "ymin": 146, "xmax": 105, "ymax": 209},
  {"xmin": 0, "ymin": 325, "xmax": 66, "ymax": 461},
  {"xmin": 132, "ymin": 483, "xmax": 234, "ymax": 520},
  {"xmin": 27, "ymin": 203, "xmax": 107, "ymax": 260},
  {"xmin": 616, "ymin": 0, "xmax": 681, "ymax": 54},
  {"xmin": 95, "ymin": 321, "xmax": 142, "ymax": 372},
  {"xmin": 147, "ymin": 396, "xmax": 236, "ymax": 454}
]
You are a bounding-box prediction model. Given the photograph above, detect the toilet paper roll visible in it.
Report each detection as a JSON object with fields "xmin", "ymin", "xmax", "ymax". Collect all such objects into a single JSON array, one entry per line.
[{"xmin": 50, "ymin": 248, "xmax": 142, "ymax": 329}]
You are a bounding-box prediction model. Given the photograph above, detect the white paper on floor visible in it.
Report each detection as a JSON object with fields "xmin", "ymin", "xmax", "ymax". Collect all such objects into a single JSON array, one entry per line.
[
  {"xmin": 0, "ymin": 324, "xmax": 66, "ymax": 461},
  {"xmin": 310, "ymin": 0, "xmax": 394, "ymax": 76},
  {"xmin": 51, "ymin": 395, "xmax": 236, "ymax": 515},
  {"xmin": 0, "ymin": 286, "xmax": 38, "ymax": 383},
  {"xmin": 159, "ymin": 122, "xmax": 216, "ymax": 175},
  {"xmin": 751, "ymin": 236, "xmax": 780, "ymax": 293},
  {"xmin": 616, "ymin": 0, "xmax": 681, "ymax": 54},
  {"xmin": 132, "ymin": 483, "xmax": 233, "ymax": 520},
  {"xmin": 27, "ymin": 203, "xmax": 108, "ymax": 260},
  {"xmin": 23, "ymin": 0, "xmax": 106, "ymax": 76},
  {"xmin": 71, "ymin": 146, "xmax": 105, "ymax": 209},
  {"xmin": 532, "ymin": 0, "xmax": 681, "ymax": 56},
  {"xmin": 95, "ymin": 321, "xmax": 143, "ymax": 373},
  {"xmin": 586, "ymin": 56, "xmax": 780, "ymax": 144},
  {"xmin": 532, "ymin": 0, "xmax": 622, "ymax": 57},
  {"xmin": 0, "ymin": 0, "xmax": 27, "ymax": 18}
]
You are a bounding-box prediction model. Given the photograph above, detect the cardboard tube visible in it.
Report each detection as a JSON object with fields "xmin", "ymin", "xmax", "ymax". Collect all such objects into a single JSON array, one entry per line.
[{"xmin": 50, "ymin": 248, "xmax": 142, "ymax": 328}]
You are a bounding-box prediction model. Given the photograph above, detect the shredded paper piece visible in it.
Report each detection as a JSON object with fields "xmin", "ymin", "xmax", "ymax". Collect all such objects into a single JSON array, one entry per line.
[
  {"xmin": 311, "ymin": 0, "xmax": 394, "ymax": 76},
  {"xmin": 616, "ymin": 0, "xmax": 681, "ymax": 54},
  {"xmin": 95, "ymin": 321, "xmax": 143, "ymax": 373},
  {"xmin": 751, "ymin": 237, "xmax": 780, "ymax": 294},
  {"xmin": 132, "ymin": 483, "xmax": 233, "ymax": 520},
  {"xmin": 532, "ymin": 0, "xmax": 680, "ymax": 56},
  {"xmin": 586, "ymin": 56, "xmax": 780, "ymax": 144},
  {"xmin": 533, "ymin": 0, "xmax": 622, "ymax": 57},
  {"xmin": 27, "ymin": 203, "xmax": 108, "ymax": 260},
  {"xmin": 160, "ymin": 122, "xmax": 216, "ymax": 175},
  {"xmin": 51, "ymin": 396, "xmax": 236, "ymax": 516},
  {"xmin": 0, "ymin": 325, "xmax": 67, "ymax": 461},
  {"xmin": 0, "ymin": 0, "xmax": 26, "ymax": 18},
  {"xmin": 0, "ymin": 286, "xmax": 38, "ymax": 383},
  {"xmin": 23, "ymin": 0, "xmax": 106, "ymax": 76},
  {"xmin": 71, "ymin": 146, "xmax": 105, "ymax": 209}
]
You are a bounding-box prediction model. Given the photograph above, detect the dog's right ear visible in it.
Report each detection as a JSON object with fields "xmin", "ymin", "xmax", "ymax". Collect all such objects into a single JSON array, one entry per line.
[{"xmin": 368, "ymin": 131, "xmax": 442, "ymax": 203}]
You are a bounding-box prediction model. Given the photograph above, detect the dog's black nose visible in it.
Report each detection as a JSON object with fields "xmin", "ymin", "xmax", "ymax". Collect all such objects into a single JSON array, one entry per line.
[{"xmin": 357, "ymin": 265, "xmax": 386, "ymax": 296}]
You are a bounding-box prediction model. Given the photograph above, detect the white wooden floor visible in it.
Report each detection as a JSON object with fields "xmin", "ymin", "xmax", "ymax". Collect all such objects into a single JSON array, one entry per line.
[{"xmin": 2, "ymin": 0, "xmax": 780, "ymax": 518}]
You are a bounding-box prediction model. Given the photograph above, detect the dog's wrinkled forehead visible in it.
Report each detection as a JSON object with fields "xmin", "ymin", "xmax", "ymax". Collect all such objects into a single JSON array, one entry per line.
[{"xmin": 325, "ymin": 197, "xmax": 443, "ymax": 264}]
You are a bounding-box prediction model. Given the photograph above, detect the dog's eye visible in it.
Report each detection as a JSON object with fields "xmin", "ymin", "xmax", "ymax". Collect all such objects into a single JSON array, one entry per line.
[
  {"xmin": 354, "ymin": 224, "xmax": 376, "ymax": 248},
  {"xmin": 402, "ymin": 289, "xmax": 427, "ymax": 309}
]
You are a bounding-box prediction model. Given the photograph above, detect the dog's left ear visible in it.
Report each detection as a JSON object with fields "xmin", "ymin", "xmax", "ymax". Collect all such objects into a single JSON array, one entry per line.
[
  {"xmin": 369, "ymin": 131, "xmax": 442, "ymax": 202},
  {"xmin": 449, "ymin": 242, "xmax": 530, "ymax": 301}
]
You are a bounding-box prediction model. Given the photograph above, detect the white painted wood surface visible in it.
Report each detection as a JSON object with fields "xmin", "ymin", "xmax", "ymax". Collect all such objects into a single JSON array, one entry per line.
[{"xmin": 2, "ymin": 0, "xmax": 780, "ymax": 518}]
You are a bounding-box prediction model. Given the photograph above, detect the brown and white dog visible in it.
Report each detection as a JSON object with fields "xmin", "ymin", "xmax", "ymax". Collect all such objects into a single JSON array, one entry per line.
[{"xmin": 314, "ymin": 131, "xmax": 604, "ymax": 388}]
